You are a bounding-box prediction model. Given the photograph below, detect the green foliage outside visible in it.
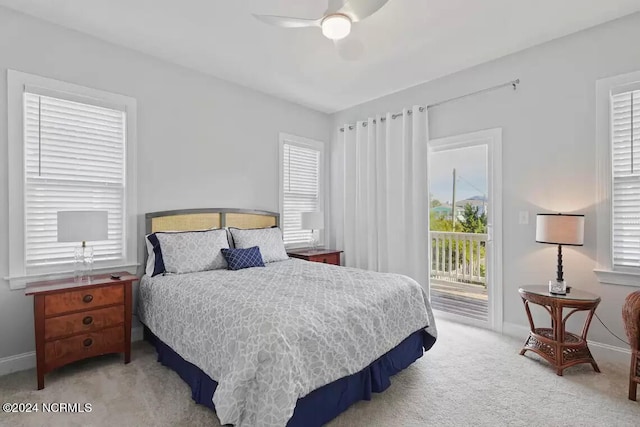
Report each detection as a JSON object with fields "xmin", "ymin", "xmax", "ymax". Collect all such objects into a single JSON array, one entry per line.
[
  {"xmin": 430, "ymin": 202, "xmax": 486, "ymax": 233},
  {"xmin": 459, "ymin": 203, "xmax": 487, "ymax": 234}
]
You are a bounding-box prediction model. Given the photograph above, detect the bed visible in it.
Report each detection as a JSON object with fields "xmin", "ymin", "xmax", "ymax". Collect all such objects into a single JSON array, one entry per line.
[{"xmin": 138, "ymin": 208, "xmax": 437, "ymax": 427}]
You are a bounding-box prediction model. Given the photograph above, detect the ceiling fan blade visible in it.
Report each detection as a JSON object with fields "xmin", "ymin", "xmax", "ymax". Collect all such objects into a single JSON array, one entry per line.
[
  {"xmin": 325, "ymin": 0, "xmax": 348, "ymax": 14},
  {"xmin": 253, "ymin": 14, "xmax": 321, "ymax": 29},
  {"xmin": 337, "ymin": 0, "xmax": 389, "ymax": 22},
  {"xmin": 334, "ymin": 37, "xmax": 365, "ymax": 61}
]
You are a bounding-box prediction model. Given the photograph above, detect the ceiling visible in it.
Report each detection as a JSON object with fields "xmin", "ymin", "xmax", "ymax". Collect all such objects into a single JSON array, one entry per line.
[{"xmin": 2, "ymin": 0, "xmax": 639, "ymax": 113}]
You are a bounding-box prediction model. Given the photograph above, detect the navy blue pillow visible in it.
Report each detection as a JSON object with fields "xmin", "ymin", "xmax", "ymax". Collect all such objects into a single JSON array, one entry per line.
[
  {"xmin": 221, "ymin": 246, "xmax": 265, "ymax": 271},
  {"xmin": 146, "ymin": 233, "xmax": 166, "ymax": 277}
]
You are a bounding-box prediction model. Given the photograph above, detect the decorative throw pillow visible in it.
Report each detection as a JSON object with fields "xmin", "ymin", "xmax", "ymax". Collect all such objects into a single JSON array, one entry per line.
[
  {"xmin": 147, "ymin": 228, "xmax": 229, "ymax": 275},
  {"xmin": 145, "ymin": 233, "xmax": 166, "ymax": 277},
  {"xmin": 221, "ymin": 246, "xmax": 265, "ymax": 271},
  {"xmin": 229, "ymin": 227, "xmax": 289, "ymax": 263}
]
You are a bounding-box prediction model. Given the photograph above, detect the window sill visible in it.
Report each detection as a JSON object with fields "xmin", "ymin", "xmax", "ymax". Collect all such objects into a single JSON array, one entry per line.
[
  {"xmin": 593, "ymin": 269, "xmax": 640, "ymax": 287},
  {"xmin": 5, "ymin": 263, "xmax": 140, "ymax": 290}
]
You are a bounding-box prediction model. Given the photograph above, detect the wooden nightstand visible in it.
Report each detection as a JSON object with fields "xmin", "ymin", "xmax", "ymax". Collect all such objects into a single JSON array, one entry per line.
[
  {"xmin": 287, "ymin": 248, "xmax": 343, "ymax": 266},
  {"xmin": 25, "ymin": 272, "xmax": 138, "ymax": 389}
]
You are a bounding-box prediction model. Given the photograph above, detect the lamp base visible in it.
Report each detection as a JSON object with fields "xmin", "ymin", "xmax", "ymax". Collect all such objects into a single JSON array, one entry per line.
[
  {"xmin": 549, "ymin": 280, "xmax": 567, "ymax": 295},
  {"xmin": 74, "ymin": 246, "xmax": 94, "ymax": 283},
  {"xmin": 309, "ymin": 229, "xmax": 320, "ymax": 249}
]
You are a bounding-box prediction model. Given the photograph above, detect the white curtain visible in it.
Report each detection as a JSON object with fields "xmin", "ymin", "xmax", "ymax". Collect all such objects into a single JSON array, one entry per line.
[{"xmin": 337, "ymin": 106, "xmax": 430, "ymax": 286}]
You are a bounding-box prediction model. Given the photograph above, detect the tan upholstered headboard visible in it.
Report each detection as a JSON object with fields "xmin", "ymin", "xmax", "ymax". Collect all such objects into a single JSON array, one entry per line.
[{"xmin": 145, "ymin": 208, "xmax": 279, "ymax": 235}]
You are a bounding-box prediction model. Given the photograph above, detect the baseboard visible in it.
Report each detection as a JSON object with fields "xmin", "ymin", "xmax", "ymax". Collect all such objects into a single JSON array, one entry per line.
[
  {"xmin": 501, "ymin": 321, "xmax": 530, "ymax": 339},
  {"xmin": 588, "ymin": 340, "xmax": 631, "ymax": 366},
  {"xmin": 502, "ymin": 321, "xmax": 630, "ymax": 365},
  {"xmin": 0, "ymin": 326, "xmax": 145, "ymax": 377},
  {"xmin": 0, "ymin": 351, "xmax": 36, "ymax": 377}
]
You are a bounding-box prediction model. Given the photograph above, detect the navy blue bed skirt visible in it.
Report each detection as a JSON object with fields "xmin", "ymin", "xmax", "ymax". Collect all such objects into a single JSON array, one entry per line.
[{"xmin": 144, "ymin": 326, "xmax": 436, "ymax": 426}]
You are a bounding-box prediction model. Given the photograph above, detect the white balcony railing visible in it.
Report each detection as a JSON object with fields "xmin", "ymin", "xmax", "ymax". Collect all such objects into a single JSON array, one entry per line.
[{"xmin": 431, "ymin": 231, "xmax": 487, "ymax": 285}]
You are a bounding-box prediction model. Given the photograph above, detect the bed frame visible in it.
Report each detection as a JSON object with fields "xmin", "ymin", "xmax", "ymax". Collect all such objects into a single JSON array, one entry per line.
[{"xmin": 145, "ymin": 207, "xmax": 279, "ymax": 235}]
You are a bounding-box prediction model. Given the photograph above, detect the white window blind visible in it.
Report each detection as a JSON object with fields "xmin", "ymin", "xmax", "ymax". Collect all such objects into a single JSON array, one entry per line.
[
  {"xmin": 24, "ymin": 91, "xmax": 126, "ymax": 267},
  {"xmin": 282, "ymin": 142, "xmax": 321, "ymax": 246},
  {"xmin": 612, "ymin": 88, "xmax": 640, "ymax": 267}
]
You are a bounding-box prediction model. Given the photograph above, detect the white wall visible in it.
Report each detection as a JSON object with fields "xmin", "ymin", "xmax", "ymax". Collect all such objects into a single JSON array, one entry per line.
[
  {"xmin": 0, "ymin": 6, "xmax": 331, "ymax": 360},
  {"xmin": 2, "ymin": 5, "xmax": 638, "ymax": 365},
  {"xmin": 331, "ymin": 12, "xmax": 640, "ymax": 348}
]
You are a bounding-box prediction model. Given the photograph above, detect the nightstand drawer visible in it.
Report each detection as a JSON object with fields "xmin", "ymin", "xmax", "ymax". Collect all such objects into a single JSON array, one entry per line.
[
  {"xmin": 44, "ymin": 285, "xmax": 124, "ymax": 316},
  {"xmin": 44, "ymin": 305, "xmax": 125, "ymax": 341},
  {"xmin": 44, "ymin": 325, "xmax": 125, "ymax": 370}
]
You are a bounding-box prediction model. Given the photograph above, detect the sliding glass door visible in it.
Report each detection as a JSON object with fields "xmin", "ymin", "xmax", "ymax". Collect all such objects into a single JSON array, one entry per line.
[{"xmin": 428, "ymin": 129, "xmax": 503, "ymax": 331}]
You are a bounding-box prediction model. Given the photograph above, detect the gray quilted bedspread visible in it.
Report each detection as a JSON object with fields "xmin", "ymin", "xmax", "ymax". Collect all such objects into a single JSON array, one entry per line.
[{"xmin": 138, "ymin": 258, "xmax": 437, "ymax": 427}]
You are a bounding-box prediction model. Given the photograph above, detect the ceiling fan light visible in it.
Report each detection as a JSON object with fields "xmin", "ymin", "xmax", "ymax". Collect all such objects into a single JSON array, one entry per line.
[{"xmin": 321, "ymin": 14, "xmax": 351, "ymax": 40}]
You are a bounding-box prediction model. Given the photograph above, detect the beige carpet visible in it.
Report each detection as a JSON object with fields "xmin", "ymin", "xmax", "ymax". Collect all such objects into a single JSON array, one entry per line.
[{"xmin": 1, "ymin": 319, "xmax": 637, "ymax": 427}]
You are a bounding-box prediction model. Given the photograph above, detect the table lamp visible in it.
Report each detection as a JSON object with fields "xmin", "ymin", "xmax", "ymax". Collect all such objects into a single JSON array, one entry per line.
[
  {"xmin": 57, "ymin": 210, "xmax": 108, "ymax": 281},
  {"xmin": 301, "ymin": 211, "xmax": 324, "ymax": 249},
  {"xmin": 535, "ymin": 213, "xmax": 584, "ymax": 295}
]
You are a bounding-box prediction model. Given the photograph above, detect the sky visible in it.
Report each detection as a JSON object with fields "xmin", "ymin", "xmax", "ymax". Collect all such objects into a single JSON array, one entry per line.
[{"xmin": 429, "ymin": 145, "xmax": 487, "ymax": 204}]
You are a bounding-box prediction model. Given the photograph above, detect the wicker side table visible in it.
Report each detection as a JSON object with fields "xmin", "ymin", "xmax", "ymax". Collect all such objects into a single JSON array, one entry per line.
[
  {"xmin": 518, "ymin": 285, "xmax": 601, "ymax": 376},
  {"xmin": 623, "ymin": 290, "xmax": 640, "ymax": 401}
]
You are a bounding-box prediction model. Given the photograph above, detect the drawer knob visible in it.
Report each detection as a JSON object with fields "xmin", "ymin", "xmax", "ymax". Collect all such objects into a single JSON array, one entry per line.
[
  {"xmin": 82, "ymin": 294, "xmax": 94, "ymax": 303},
  {"xmin": 82, "ymin": 316, "xmax": 93, "ymax": 325},
  {"xmin": 83, "ymin": 338, "xmax": 93, "ymax": 347}
]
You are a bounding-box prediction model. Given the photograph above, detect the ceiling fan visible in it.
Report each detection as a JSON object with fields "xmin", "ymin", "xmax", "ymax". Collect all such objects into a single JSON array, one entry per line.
[{"xmin": 253, "ymin": 0, "xmax": 390, "ymax": 42}]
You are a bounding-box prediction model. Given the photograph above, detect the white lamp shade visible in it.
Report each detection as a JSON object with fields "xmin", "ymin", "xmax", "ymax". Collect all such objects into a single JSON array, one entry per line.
[
  {"xmin": 57, "ymin": 210, "xmax": 109, "ymax": 243},
  {"xmin": 301, "ymin": 211, "xmax": 324, "ymax": 230},
  {"xmin": 535, "ymin": 214, "xmax": 584, "ymax": 246}
]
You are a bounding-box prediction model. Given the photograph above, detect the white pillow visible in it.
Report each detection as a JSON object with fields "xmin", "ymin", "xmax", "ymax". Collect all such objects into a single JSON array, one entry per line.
[
  {"xmin": 229, "ymin": 227, "xmax": 289, "ymax": 263},
  {"xmin": 149, "ymin": 229, "xmax": 230, "ymax": 275}
]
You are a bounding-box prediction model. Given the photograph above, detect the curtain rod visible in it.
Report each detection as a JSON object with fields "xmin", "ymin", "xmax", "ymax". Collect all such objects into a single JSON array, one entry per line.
[{"xmin": 339, "ymin": 78, "xmax": 520, "ymax": 132}]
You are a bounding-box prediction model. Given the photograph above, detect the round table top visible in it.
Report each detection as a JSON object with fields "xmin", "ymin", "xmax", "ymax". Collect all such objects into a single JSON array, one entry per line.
[{"xmin": 519, "ymin": 285, "xmax": 600, "ymax": 302}]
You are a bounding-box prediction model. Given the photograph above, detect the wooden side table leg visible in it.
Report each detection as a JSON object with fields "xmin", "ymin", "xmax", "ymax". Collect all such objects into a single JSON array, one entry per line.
[
  {"xmin": 583, "ymin": 307, "xmax": 600, "ymax": 373},
  {"xmin": 630, "ymin": 354, "xmax": 638, "ymax": 401},
  {"xmin": 520, "ymin": 299, "xmax": 535, "ymax": 356},
  {"xmin": 553, "ymin": 305, "xmax": 564, "ymax": 376},
  {"xmin": 37, "ymin": 374, "xmax": 44, "ymax": 390},
  {"xmin": 519, "ymin": 335, "xmax": 530, "ymax": 356},
  {"xmin": 124, "ymin": 282, "xmax": 132, "ymax": 364},
  {"xmin": 34, "ymin": 296, "xmax": 46, "ymax": 390}
]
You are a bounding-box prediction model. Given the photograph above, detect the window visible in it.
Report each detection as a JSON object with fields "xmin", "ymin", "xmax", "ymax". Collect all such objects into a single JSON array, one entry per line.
[
  {"xmin": 7, "ymin": 71, "xmax": 137, "ymax": 289},
  {"xmin": 611, "ymin": 86, "xmax": 640, "ymax": 268},
  {"xmin": 595, "ymin": 70, "xmax": 640, "ymax": 286},
  {"xmin": 279, "ymin": 133, "xmax": 325, "ymax": 247}
]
